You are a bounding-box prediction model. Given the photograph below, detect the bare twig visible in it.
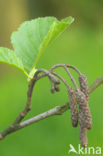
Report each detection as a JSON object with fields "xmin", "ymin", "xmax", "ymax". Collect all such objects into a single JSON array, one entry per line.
[
  {"xmin": 50, "ymin": 80, "xmax": 55, "ymax": 93},
  {"xmin": 13, "ymin": 82, "xmax": 35, "ymax": 124},
  {"xmin": 34, "ymin": 69, "xmax": 60, "ymax": 84},
  {"xmin": 0, "ymin": 104, "xmax": 69, "ymax": 139},
  {"xmin": 50, "ymin": 64, "xmax": 79, "ymax": 90},
  {"xmin": 89, "ymin": 77, "xmax": 103, "ymax": 93},
  {"xmin": 66, "ymin": 64, "xmax": 81, "ymax": 75},
  {"xmin": 52, "ymin": 72, "xmax": 70, "ymax": 89}
]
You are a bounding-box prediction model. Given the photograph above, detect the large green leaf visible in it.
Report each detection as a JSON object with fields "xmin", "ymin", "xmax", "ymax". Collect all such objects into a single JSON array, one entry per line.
[
  {"xmin": 11, "ymin": 16, "xmax": 74, "ymax": 76},
  {"xmin": 0, "ymin": 47, "xmax": 27, "ymax": 76}
]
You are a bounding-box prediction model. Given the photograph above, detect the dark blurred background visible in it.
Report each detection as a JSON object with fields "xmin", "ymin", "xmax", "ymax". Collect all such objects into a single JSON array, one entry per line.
[{"xmin": 0, "ymin": 0, "xmax": 103, "ymax": 156}]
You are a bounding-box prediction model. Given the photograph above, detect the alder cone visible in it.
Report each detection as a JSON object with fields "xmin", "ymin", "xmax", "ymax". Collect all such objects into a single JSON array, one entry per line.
[{"xmin": 68, "ymin": 88, "xmax": 78, "ymax": 127}]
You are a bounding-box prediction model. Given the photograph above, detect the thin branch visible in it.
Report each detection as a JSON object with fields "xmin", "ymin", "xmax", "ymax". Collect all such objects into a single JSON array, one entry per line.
[
  {"xmin": 50, "ymin": 80, "xmax": 55, "ymax": 93},
  {"xmin": 0, "ymin": 104, "xmax": 69, "ymax": 139},
  {"xmin": 13, "ymin": 78, "xmax": 36, "ymax": 124},
  {"xmin": 89, "ymin": 76, "xmax": 103, "ymax": 93},
  {"xmin": 65, "ymin": 64, "xmax": 81, "ymax": 75},
  {"xmin": 52, "ymin": 72, "xmax": 70, "ymax": 89},
  {"xmin": 36, "ymin": 70, "xmax": 70, "ymax": 90},
  {"xmin": 50, "ymin": 64, "xmax": 79, "ymax": 90},
  {"xmin": 21, "ymin": 104, "xmax": 69, "ymax": 127},
  {"xmin": 34, "ymin": 69, "xmax": 60, "ymax": 84}
]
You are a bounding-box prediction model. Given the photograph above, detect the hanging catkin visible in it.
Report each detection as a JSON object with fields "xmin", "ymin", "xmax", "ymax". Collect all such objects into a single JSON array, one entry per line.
[
  {"xmin": 78, "ymin": 74, "xmax": 92, "ymax": 129},
  {"xmin": 79, "ymin": 74, "xmax": 89, "ymax": 100},
  {"xmin": 75, "ymin": 90, "xmax": 87, "ymax": 147},
  {"xmin": 79, "ymin": 126, "xmax": 88, "ymax": 147},
  {"xmin": 68, "ymin": 87, "xmax": 78, "ymax": 127},
  {"xmin": 76, "ymin": 90, "xmax": 92, "ymax": 130}
]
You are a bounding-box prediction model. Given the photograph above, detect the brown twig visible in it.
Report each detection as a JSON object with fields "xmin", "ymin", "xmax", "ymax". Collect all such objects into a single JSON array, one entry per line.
[
  {"xmin": 0, "ymin": 104, "xmax": 69, "ymax": 139},
  {"xmin": 52, "ymin": 72, "xmax": 70, "ymax": 89},
  {"xmin": 65, "ymin": 64, "xmax": 81, "ymax": 75},
  {"xmin": 50, "ymin": 64, "xmax": 79, "ymax": 90},
  {"xmin": 89, "ymin": 76, "xmax": 103, "ymax": 93}
]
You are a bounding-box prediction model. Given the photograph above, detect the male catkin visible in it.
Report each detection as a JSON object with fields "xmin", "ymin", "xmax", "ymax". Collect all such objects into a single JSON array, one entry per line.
[
  {"xmin": 79, "ymin": 74, "xmax": 92, "ymax": 129},
  {"xmin": 68, "ymin": 88, "xmax": 78, "ymax": 127},
  {"xmin": 79, "ymin": 74, "xmax": 89, "ymax": 100},
  {"xmin": 76, "ymin": 90, "xmax": 92, "ymax": 130},
  {"xmin": 79, "ymin": 126, "xmax": 88, "ymax": 147}
]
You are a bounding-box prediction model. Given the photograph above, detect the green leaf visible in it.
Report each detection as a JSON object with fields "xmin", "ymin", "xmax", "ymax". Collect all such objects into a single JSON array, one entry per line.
[
  {"xmin": 0, "ymin": 47, "xmax": 28, "ymax": 76},
  {"xmin": 11, "ymin": 16, "xmax": 74, "ymax": 76}
]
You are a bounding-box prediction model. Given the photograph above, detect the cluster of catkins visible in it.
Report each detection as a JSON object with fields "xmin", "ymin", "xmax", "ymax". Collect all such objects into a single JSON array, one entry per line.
[
  {"xmin": 50, "ymin": 65, "xmax": 92, "ymax": 147},
  {"xmin": 68, "ymin": 74, "xmax": 92, "ymax": 147}
]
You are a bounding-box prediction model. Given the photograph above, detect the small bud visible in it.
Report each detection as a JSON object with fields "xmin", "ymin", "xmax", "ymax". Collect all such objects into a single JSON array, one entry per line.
[
  {"xmin": 55, "ymin": 85, "xmax": 60, "ymax": 92},
  {"xmin": 55, "ymin": 80, "xmax": 60, "ymax": 85},
  {"xmin": 68, "ymin": 88, "xmax": 78, "ymax": 127}
]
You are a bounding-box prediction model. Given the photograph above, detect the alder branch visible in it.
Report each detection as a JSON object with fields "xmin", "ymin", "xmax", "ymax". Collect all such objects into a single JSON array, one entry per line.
[
  {"xmin": 89, "ymin": 76, "xmax": 103, "ymax": 93},
  {"xmin": 0, "ymin": 66, "xmax": 103, "ymax": 140},
  {"xmin": 0, "ymin": 104, "xmax": 69, "ymax": 139}
]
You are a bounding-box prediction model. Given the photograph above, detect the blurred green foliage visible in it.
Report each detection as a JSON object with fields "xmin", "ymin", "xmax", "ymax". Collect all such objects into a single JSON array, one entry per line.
[
  {"xmin": 0, "ymin": 0, "xmax": 103, "ymax": 156},
  {"xmin": 27, "ymin": 0, "xmax": 103, "ymax": 28}
]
